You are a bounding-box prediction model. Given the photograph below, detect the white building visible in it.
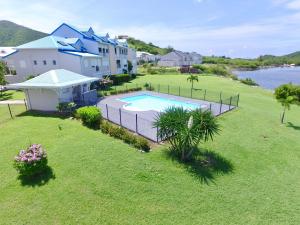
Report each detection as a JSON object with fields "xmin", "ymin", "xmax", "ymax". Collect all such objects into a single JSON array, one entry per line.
[
  {"xmin": 3, "ymin": 23, "xmax": 137, "ymax": 83},
  {"xmin": 137, "ymin": 51, "xmax": 161, "ymax": 63},
  {"xmin": 158, "ymin": 50, "xmax": 202, "ymax": 67},
  {"xmin": 9, "ymin": 69, "xmax": 99, "ymax": 111}
]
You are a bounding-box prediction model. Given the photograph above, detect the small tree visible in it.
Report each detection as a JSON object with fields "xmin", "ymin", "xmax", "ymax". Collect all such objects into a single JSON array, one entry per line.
[
  {"xmin": 187, "ymin": 74, "xmax": 199, "ymax": 89},
  {"xmin": 127, "ymin": 60, "xmax": 133, "ymax": 74},
  {"xmin": 154, "ymin": 107, "xmax": 219, "ymax": 161},
  {"xmin": 274, "ymin": 83, "xmax": 300, "ymax": 123},
  {"xmin": 0, "ymin": 61, "xmax": 7, "ymax": 85}
]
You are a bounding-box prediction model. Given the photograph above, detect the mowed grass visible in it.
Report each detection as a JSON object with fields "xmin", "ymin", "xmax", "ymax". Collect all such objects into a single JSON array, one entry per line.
[
  {"xmin": 1, "ymin": 74, "xmax": 300, "ymax": 224},
  {"xmin": 0, "ymin": 90, "xmax": 25, "ymax": 101}
]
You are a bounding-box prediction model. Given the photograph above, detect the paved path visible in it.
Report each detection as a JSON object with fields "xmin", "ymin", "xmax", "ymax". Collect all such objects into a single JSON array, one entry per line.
[{"xmin": 0, "ymin": 100, "xmax": 25, "ymax": 105}]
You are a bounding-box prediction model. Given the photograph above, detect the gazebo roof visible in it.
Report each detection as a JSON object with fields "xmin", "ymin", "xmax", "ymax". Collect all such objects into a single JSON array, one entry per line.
[{"xmin": 9, "ymin": 69, "xmax": 99, "ymax": 89}]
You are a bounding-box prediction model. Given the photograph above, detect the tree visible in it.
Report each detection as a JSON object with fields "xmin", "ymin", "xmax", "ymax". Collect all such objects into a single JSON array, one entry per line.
[
  {"xmin": 127, "ymin": 60, "xmax": 133, "ymax": 74},
  {"xmin": 187, "ymin": 74, "xmax": 199, "ymax": 89},
  {"xmin": 0, "ymin": 61, "xmax": 7, "ymax": 86},
  {"xmin": 154, "ymin": 107, "xmax": 220, "ymax": 161},
  {"xmin": 274, "ymin": 83, "xmax": 300, "ymax": 123}
]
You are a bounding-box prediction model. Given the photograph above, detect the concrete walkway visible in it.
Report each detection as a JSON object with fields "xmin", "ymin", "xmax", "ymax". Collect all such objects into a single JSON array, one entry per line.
[{"xmin": 0, "ymin": 100, "xmax": 25, "ymax": 105}]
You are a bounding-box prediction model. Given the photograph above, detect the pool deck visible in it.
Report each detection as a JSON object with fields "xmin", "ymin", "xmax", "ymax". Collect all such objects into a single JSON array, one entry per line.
[
  {"xmin": 97, "ymin": 91, "xmax": 234, "ymax": 142},
  {"xmin": 98, "ymin": 91, "xmax": 231, "ymax": 117}
]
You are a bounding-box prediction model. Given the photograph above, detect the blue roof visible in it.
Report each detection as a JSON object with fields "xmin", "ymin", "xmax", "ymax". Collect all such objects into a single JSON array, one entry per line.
[
  {"xmin": 17, "ymin": 36, "xmax": 78, "ymax": 51},
  {"xmin": 50, "ymin": 23, "xmax": 129, "ymax": 47},
  {"xmin": 9, "ymin": 69, "xmax": 99, "ymax": 89}
]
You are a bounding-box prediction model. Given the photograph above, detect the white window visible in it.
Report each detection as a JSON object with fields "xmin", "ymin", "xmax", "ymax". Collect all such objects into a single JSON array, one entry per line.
[{"xmin": 20, "ymin": 60, "xmax": 26, "ymax": 68}]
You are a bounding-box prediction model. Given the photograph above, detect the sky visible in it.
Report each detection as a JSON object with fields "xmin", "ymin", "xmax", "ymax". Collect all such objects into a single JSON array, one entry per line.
[{"xmin": 1, "ymin": 0, "xmax": 300, "ymax": 58}]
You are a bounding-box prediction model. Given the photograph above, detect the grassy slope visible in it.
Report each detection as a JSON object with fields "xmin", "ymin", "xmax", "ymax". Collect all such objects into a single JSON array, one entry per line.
[
  {"xmin": 127, "ymin": 37, "xmax": 172, "ymax": 55},
  {"xmin": 0, "ymin": 75, "xmax": 300, "ymax": 224}
]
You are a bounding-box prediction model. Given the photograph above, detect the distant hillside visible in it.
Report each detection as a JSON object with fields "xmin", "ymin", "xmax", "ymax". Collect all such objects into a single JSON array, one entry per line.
[
  {"xmin": 0, "ymin": 20, "xmax": 47, "ymax": 46},
  {"xmin": 127, "ymin": 37, "xmax": 173, "ymax": 55},
  {"xmin": 258, "ymin": 52, "xmax": 300, "ymax": 65}
]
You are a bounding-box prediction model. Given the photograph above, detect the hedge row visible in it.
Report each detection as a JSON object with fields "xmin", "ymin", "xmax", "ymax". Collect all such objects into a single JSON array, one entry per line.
[
  {"xmin": 100, "ymin": 120, "xmax": 150, "ymax": 152},
  {"xmin": 110, "ymin": 74, "xmax": 131, "ymax": 85}
]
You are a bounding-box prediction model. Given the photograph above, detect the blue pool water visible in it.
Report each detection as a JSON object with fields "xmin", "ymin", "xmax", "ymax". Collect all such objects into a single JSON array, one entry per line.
[{"xmin": 119, "ymin": 94, "xmax": 203, "ymax": 112}]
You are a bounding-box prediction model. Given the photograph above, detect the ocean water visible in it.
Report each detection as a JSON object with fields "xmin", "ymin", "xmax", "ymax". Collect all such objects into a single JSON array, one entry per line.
[{"xmin": 234, "ymin": 67, "xmax": 300, "ymax": 90}]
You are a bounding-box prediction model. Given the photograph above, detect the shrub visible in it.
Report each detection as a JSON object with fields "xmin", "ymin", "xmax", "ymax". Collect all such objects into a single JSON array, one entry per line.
[
  {"xmin": 122, "ymin": 131, "xmax": 137, "ymax": 144},
  {"xmin": 230, "ymin": 74, "xmax": 239, "ymax": 80},
  {"xmin": 100, "ymin": 120, "xmax": 150, "ymax": 151},
  {"xmin": 134, "ymin": 137, "xmax": 151, "ymax": 152},
  {"xmin": 108, "ymin": 87, "xmax": 142, "ymax": 95},
  {"xmin": 109, "ymin": 125, "xmax": 126, "ymax": 139},
  {"xmin": 14, "ymin": 144, "xmax": 48, "ymax": 177},
  {"xmin": 240, "ymin": 78, "xmax": 258, "ymax": 86},
  {"xmin": 100, "ymin": 120, "xmax": 110, "ymax": 134},
  {"xmin": 57, "ymin": 102, "xmax": 76, "ymax": 114},
  {"xmin": 110, "ymin": 90, "xmax": 117, "ymax": 95},
  {"xmin": 76, "ymin": 106, "xmax": 102, "ymax": 129},
  {"xmin": 110, "ymin": 74, "xmax": 131, "ymax": 85}
]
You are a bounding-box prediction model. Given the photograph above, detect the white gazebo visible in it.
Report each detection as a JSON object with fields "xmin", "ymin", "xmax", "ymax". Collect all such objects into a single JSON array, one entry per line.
[{"xmin": 9, "ymin": 69, "xmax": 99, "ymax": 111}]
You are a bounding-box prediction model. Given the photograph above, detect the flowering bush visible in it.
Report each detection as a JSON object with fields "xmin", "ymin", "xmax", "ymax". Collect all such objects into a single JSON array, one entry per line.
[{"xmin": 14, "ymin": 144, "xmax": 48, "ymax": 177}]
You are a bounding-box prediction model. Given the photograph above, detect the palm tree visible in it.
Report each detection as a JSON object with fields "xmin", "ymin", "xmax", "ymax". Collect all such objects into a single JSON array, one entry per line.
[
  {"xmin": 279, "ymin": 96, "xmax": 296, "ymax": 124},
  {"xmin": 187, "ymin": 74, "xmax": 198, "ymax": 89},
  {"xmin": 154, "ymin": 107, "xmax": 219, "ymax": 161},
  {"xmin": 274, "ymin": 84, "xmax": 299, "ymax": 124}
]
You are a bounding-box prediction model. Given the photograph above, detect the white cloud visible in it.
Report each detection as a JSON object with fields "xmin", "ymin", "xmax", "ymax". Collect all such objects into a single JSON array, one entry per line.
[
  {"xmin": 286, "ymin": 0, "xmax": 300, "ymax": 9},
  {"xmin": 272, "ymin": 0, "xmax": 300, "ymax": 10}
]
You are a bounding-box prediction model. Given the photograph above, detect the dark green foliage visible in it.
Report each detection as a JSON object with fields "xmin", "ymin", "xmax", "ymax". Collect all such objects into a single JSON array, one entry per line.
[
  {"xmin": 187, "ymin": 74, "xmax": 199, "ymax": 89},
  {"xmin": 203, "ymin": 52, "xmax": 300, "ymax": 69},
  {"xmin": 192, "ymin": 64, "xmax": 231, "ymax": 76},
  {"xmin": 127, "ymin": 37, "xmax": 172, "ymax": 55},
  {"xmin": 110, "ymin": 74, "xmax": 131, "ymax": 85},
  {"xmin": 240, "ymin": 78, "xmax": 259, "ymax": 86},
  {"xmin": 100, "ymin": 120, "xmax": 150, "ymax": 152},
  {"xmin": 76, "ymin": 106, "xmax": 102, "ymax": 129},
  {"xmin": 0, "ymin": 61, "xmax": 7, "ymax": 85},
  {"xmin": 57, "ymin": 102, "xmax": 76, "ymax": 114},
  {"xmin": 102, "ymin": 87, "xmax": 143, "ymax": 96},
  {"xmin": 230, "ymin": 74, "xmax": 239, "ymax": 80},
  {"xmin": 0, "ymin": 20, "xmax": 47, "ymax": 46},
  {"xmin": 274, "ymin": 83, "xmax": 300, "ymax": 123},
  {"xmin": 127, "ymin": 60, "xmax": 133, "ymax": 73},
  {"xmin": 154, "ymin": 107, "xmax": 219, "ymax": 161}
]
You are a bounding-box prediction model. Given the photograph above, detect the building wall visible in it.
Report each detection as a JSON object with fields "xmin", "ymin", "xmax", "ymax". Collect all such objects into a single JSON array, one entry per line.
[
  {"xmin": 128, "ymin": 48, "xmax": 137, "ymax": 74},
  {"xmin": 52, "ymin": 24, "xmax": 111, "ymax": 74},
  {"xmin": 4, "ymin": 49, "xmax": 82, "ymax": 83},
  {"xmin": 158, "ymin": 52, "xmax": 183, "ymax": 67},
  {"xmin": 25, "ymin": 89, "xmax": 59, "ymax": 111}
]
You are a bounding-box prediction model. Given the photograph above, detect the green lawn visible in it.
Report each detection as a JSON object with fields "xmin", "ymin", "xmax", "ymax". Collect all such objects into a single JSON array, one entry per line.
[
  {"xmin": 0, "ymin": 90, "xmax": 25, "ymax": 101},
  {"xmin": 1, "ymin": 74, "xmax": 300, "ymax": 224}
]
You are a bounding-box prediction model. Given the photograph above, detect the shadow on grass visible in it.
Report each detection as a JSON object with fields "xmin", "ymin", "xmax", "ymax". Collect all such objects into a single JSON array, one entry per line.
[
  {"xmin": 16, "ymin": 110, "xmax": 70, "ymax": 119},
  {"xmin": 0, "ymin": 92, "xmax": 13, "ymax": 101},
  {"xmin": 287, "ymin": 122, "xmax": 300, "ymax": 131},
  {"xmin": 17, "ymin": 166, "xmax": 56, "ymax": 187},
  {"xmin": 165, "ymin": 148, "xmax": 234, "ymax": 184}
]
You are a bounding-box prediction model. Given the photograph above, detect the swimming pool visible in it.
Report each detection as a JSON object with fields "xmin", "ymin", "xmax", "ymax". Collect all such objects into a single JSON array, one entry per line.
[{"xmin": 119, "ymin": 94, "xmax": 205, "ymax": 112}]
